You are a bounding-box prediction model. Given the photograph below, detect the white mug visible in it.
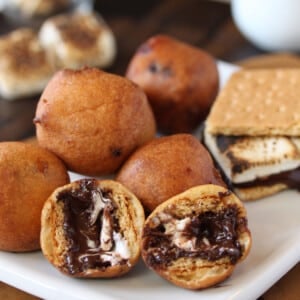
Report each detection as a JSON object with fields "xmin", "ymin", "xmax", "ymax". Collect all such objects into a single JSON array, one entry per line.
[{"xmin": 231, "ymin": 0, "xmax": 300, "ymax": 51}]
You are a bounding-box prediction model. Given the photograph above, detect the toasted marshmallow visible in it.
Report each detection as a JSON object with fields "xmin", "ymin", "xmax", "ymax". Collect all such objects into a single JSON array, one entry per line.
[
  {"xmin": 204, "ymin": 128, "xmax": 300, "ymax": 184},
  {"xmin": 204, "ymin": 128, "xmax": 300, "ymax": 201},
  {"xmin": 39, "ymin": 11, "xmax": 117, "ymax": 69},
  {"xmin": 0, "ymin": 28, "xmax": 54, "ymax": 100}
]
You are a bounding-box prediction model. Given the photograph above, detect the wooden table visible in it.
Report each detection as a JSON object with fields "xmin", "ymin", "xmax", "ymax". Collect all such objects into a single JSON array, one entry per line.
[{"xmin": 0, "ymin": 1, "xmax": 299, "ymax": 299}]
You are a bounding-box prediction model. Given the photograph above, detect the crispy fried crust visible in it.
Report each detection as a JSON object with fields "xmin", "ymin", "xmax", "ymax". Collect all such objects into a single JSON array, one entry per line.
[
  {"xmin": 126, "ymin": 34, "xmax": 219, "ymax": 134},
  {"xmin": 0, "ymin": 142, "xmax": 69, "ymax": 252},
  {"xmin": 141, "ymin": 184, "xmax": 252, "ymax": 289},
  {"xmin": 41, "ymin": 179, "xmax": 145, "ymax": 278},
  {"xmin": 116, "ymin": 134, "xmax": 226, "ymax": 212},
  {"xmin": 34, "ymin": 67, "xmax": 156, "ymax": 176}
]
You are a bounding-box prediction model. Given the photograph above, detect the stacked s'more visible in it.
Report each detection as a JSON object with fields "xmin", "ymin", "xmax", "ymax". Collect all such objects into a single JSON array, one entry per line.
[{"xmin": 204, "ymin": 69, "xmax": 300, "ymax": 201}]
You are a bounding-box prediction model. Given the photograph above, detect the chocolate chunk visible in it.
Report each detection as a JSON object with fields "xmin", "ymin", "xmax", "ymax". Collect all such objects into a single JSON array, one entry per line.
[
  {"xmin": 111, "ymin": 147, "xmax": 122, "ymax": 157},
  {"xmin": 148, "ymin": 61, "xmax": 173, "ymax": 77}
]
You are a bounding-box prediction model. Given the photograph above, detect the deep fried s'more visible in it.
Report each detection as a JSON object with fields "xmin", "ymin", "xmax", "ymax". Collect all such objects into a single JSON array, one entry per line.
[
  {"xmin": 141, "ymin": 184, "xmax": 251, "ymax": 289},
  {"xmin": 204, "ymin": 69, "xmax": 300, "ymax": 201},
  {"xmin": 41, "ymin": 179, "xmax": 145, "ymax": 277}
]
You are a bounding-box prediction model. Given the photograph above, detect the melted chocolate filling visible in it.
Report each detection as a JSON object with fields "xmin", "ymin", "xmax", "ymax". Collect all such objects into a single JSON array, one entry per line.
[
  {"xmin": 57, "ymin": 179, "xmax": 125, "ymax": 275},
  {"xmin": 143, "ymin": 205, "xmax": 246, "ymax": 269}
]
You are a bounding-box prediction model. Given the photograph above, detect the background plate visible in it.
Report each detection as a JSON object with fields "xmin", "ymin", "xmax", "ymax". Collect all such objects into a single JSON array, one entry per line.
[{"xmin": 0, "ymin": 61, "xmax": 299, "ymax": 300}]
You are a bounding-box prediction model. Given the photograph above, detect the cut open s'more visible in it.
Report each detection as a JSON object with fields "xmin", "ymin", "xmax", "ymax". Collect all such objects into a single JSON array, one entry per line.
[{"xmin": 204, "ymin": 69, "xmax": 300, "ymax": 201}]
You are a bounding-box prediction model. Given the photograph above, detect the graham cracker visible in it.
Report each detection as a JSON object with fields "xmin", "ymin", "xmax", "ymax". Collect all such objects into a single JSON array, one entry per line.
[
  {"xmin": 236, "ymin": 53, "xmax": 300, "ymax": 69},
  {"xmin": 206, "ymin": 69, "xmax": 300, "ymax": 136},
  {"xmin": 234, "ymin": 183, "xmax": 288, "ymax": 202}
]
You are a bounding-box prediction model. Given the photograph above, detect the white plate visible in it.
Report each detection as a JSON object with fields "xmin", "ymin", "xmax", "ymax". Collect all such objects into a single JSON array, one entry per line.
[{"xmin": 0, "ymin": 61, "xmax": 299, "ymax": 300}]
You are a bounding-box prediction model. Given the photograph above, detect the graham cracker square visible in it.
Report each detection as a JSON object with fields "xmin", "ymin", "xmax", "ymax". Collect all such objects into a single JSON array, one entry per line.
[{"xmin": 206, "ymin": 69, "xmax": 300, "ymax": 136}]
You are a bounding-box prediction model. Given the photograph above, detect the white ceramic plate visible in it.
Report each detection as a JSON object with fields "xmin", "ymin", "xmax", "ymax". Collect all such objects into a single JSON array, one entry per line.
[{"xmin": 0, "ymin": 61, "xmax": 299, "ymax": 300}]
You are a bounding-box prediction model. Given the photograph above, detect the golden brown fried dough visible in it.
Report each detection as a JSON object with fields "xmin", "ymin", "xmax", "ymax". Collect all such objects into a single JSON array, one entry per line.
[
  {"xmin": 141, "ymin": 184, "xmax": 252, "ymax": 289},
  {"xmin": 34, "ymin": 67, "xmax": 156, "ymax": 176},
  {"xmin": 41, "ymin": 179, "xmax": 145, "ymax": 277},
  {"xmin": 116, "ymin": 134, "xmax": 226, "ymax": 212},
  {"xmin": 0, "ymin": 142, "xmax": 69, "ymax": 252},
  {"xmin": 126, "ymin": 34, "xmax": 219, "ymax": 134}
]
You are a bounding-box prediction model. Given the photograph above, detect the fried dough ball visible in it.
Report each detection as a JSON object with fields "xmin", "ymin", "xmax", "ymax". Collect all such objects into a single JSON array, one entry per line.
[
  {"xmin": 40, "ymin": 179, "xmax": 145, "ymax": 277},
  {"xmin": 126, "ymin": 34, "xmax": 219, "ymax": 134},
  {"xmin": 0, "ymin": 142, "xmax": 69, "ymax": 252},
  {"xmin": 141, "ymin": 184, "xmax": 252, "ymax": 289},
  {"xmin": 116, "ymin": 134, "xmax": 226, "ymax": 212},
  {"xmin": 34, "ymin": 67, "xmax": 156, "ymax": 176}
]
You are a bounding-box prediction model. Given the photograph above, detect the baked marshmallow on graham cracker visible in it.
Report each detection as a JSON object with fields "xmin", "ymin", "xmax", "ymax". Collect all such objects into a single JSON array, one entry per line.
[
  {"xmin": 0, "ymin": 28, "xmax": 54, "ymax": 100},
  {"xmin": 204, "ymin": 69, "xmax": 300, "ymax": 201},
  {"xmin": 39, "ymin": 11, "xmax": 117, "ymax": 69}
]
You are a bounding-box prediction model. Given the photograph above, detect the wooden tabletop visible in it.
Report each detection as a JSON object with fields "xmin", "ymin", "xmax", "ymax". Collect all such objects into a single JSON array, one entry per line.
[{"xmin": 0, "ymin": 1, "xmax": 299, "ymax": 299}]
